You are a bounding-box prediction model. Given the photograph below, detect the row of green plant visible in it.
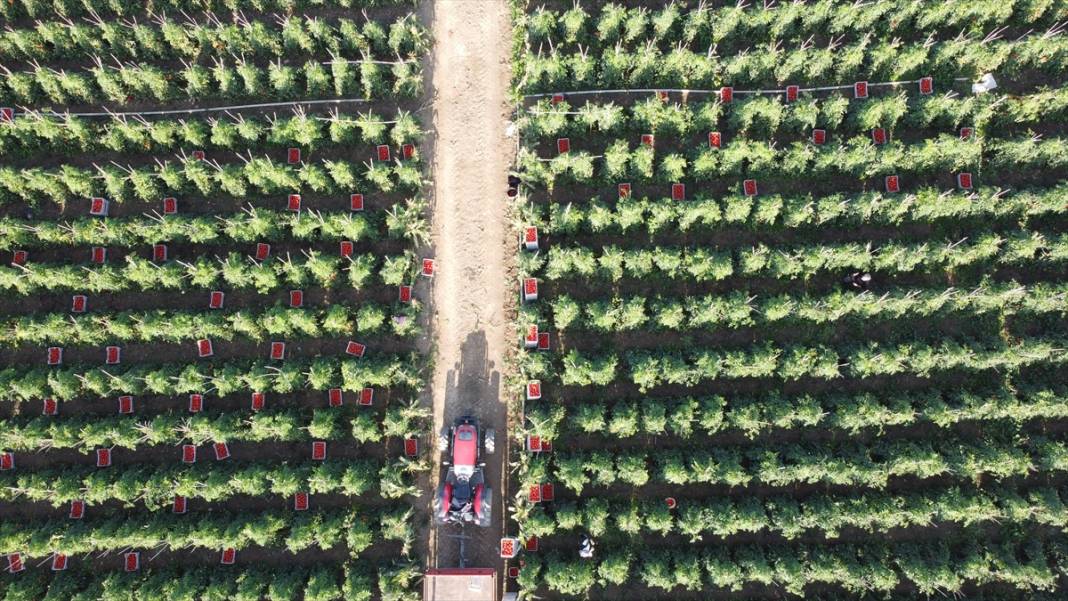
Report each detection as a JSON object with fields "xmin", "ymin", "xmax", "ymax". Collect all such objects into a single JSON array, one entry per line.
[
  {"xmin": 0, "ymin": 203, "xmax": 424, "ymax": 251},
  {"xmin": 0, "ymin": 506, "xmax": 412, "ymax": 559},
  {"xmin": 0, "ymin": 354, "xmax": 420, "ymax": 401},
  {"xmin": 0, "ymin": 457, "xmax": 422, "ymax": 507},
  {"xmin": 0, "ymin": 0, "xmax": 406, "ymax": 22},
  {"xmin": 1, "ymin": 55, "xmax": 422, "ymax": 106},
  {"xmin": 534, "ymin": 232, "xmax": 1068, "ymax": 285},
  {"xmin": 519, "ymin": 135, "xmax": 1068, "ymax": 188},
  {"xmin": 520, "ymin": 536, "xmax": 1058, "ymax": 596},
  {"xmin": 0, "ymin": 155, "xmax": 422, "ymax": 206},
  {"xmin": 520, "ymin": 31, "xmax": 1068, "ymax": 92},
  {"xmin": 0, "ymin": 561, "xmax": 419, "ymax": 601},
  {"xmin": 2, "ymin": 302, "xmax": 419, "ymax": 346},
  {"xmin": 533, "ymin": 435, "xmax": 1066, "ymax": 493},
  {"xmin": 0, "ymin": 111, "xmax": 421, "ymax": 160},
  {"xmin": 0, "ymin": 251, "xmax": 413, "ymax": 295},
  {"xmin": 524, "ymin": 85, "xmax": 1068, "ymax": 140},
  {"xmin": 535, "ymin": 282, "xmax": 1066, "ymax": 334},
  {"xmin": 0, "ymin": 399, "xmax": 427, "ymax": 451},
  {"xmin": 521, "ymin": 0, "xmax": 1066, "ymax": 53},
  {"xmin": 535, "ymin": 185, "xmax": 1067, "ymax": 237},
  {"xmin": 518, "ymin": 483, "xmax": 1068, "ymax": 542},
  {"xmin": 551, "ymin": 336, "xmax": 1067, "ymax": 389},
  {"xmin": 0, "ymin": 14, "xmax": 426, "ymax": 62},
  {"xmin": 522, "ymin": 384, "xmax": 1068, "ymax": 441}
]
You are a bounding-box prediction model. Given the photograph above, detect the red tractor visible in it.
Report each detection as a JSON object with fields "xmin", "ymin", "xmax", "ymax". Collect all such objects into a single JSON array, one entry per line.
[{"xmin": 435, "ymin": 416, "xmax": 494, "ymax": 527}]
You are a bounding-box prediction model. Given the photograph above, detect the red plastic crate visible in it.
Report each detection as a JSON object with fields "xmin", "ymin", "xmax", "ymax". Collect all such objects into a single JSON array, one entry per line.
[
  {"xmin": 0, "ymin": 452, "xmax": 12, "ymax": 470},
  {"xmin": 350, "ymin": 193, "xmax": 364, "ymax": 211},
  {"xmin": 182, "ymin": 444, "xmax": 197, "ymax": 464},
  {"xmin": 162, "ymin": 197, "xmax": 177, "ymax": 214},
  {"xmin": 960, "ymin": 127, "xmax": 973, "ymax": 140},
  {"xmin": 556, "ymin": 138, "xmax": 570, "ymax": 154},
  {"xmin": 720, "ymin": 86, "xmax": 733, "ymax": 103},
  {"xmin": 71, "ymin": 294, "xmax": 87, "ymax": 313},
  {"xmin": 708, "ymin": 131, "xmax": 722, "ymax": 148},
  {"xmin": 671, "ymin": 183, "xmax": 685, "ymax": 201},
  {"xmin": 743, "ymin": 179, "xmax": 758, "ymax": 197},
  {"xmin": 47, "ymin": 346, "xmax": 63, "ymax": 365},
  {"xmin": 172, "ymin": 495, "xmax": 187, "ymax": 514},
  {"xmin": 255, "ymin": 243, "xmax": 270, "ymax": 261},
  {"xmin": 209, "ymin": 291, "xmax": 224, "ymax": 309},
  {"xmin": 328, "ymin": 388, "xmax": 343, "ymax": 407},
  {"xmin": 346, "ymin": 341, "xmax": 366, "ymax": 357},
  {"xmin": 214, "ymin": 442, "xmax": 230, "ymax": 460},
  {"xmin": 51, "ymin": 554, "xmax": 68, "ymax": 571},
  {"xmin": 919, "ymin": 76, "xmax": 933, "ymax": 95},
  {"xmin": 854, "ymin": 81, "xmax": 869, "ymax": 99},
  {"xmin": 525, "ymin": 536, "xmax": 539, "ymax": 551},
  {"xmin": 540, "ymin": 483, "xmax": 555, "ymax": 501},
  {"xmin": 221, "ymin": 548, "xmax": 236, "ymax": 565},
  {"xmin": 42, "ymin": 398, "xmax": 58, "ymax": 416},
  {"xmin": 96, "ymin": 448, "xmax": 111, "ymax": 467},
  {"xmin": 402, "ymin": 143, "xmax": 415, "ymax": 159},
  {"xmin": 197, "ymin": 339, "xmax": 213, "ymax": 358},
  {"xmin": 550, "ymin": 93, "xmax": 564, "ymax": 104},
  {"xmin": 69, "ymin": 499, "xmax": 84, "ymax": 519},
  {"xmin": 421, "ymin": 258, "xmax": 435, "ymax": 277},
  {"xmin": 507, "ymin": 566, "xmax": 519, "ymax": 579},
  {"xmin": 89, "ymin": 196, "xmax": 108, "ymax": 216},
  {"xmin": 524, "ymin": 325, "xmax": 538, "ymax": 349},
  {"xmin": 528, "ymin": 485, "xmax": 542, "ymax": 503},
  {"xmin": 124, "ymin": 552, "xmax": 139, "ymax": 572},
  {"xmin": 117, "ymin": 395, "xmax": 133, "ymax": 414},
  {"xmin": 270, "ymin": 341, "xmax": 286, "ymax": 360},
  {"xmin": 152, "ymin": 244, "xmax": 168, "ymax": 262},
  {"xmin": 786, "ymin": 84, "xmax": 799, "ymax": 102},
  {"xmin": 871, "ymin": 128, "xmax": 887, "ymax": 145},
  {"xmin": 294, "ymin": 492, "xmax": 309, "ymax": 511},
  {"xmin": 404, "ymin": 438, "xmax": 418, "ymax": 457},
  {"xmin": 191, "ymin": 150, "xmax": 206, "ymax": 161},
  {"xmin": 189, "ymin": 393, "xmax": 203, "ymax": 413},
  {"xmin": 524, "ymin": 226, "xmax": 539, "ymax": 251},
  {"xmin": 526, "ymin": 381, "xmax": 542, "ymax": 400},
  {"xmin": 106, "ymin": 346, "xmax": 121, "ymax": 365},
  {"xmin": 527, "ymin": 435, "xmax": 542, "ymax": 452},
  {"xmin": 812, "ymin": 129, "xmax": 827, "ymax": 145},
  {"xmin": 640, "ymin": 133, "xmax": 654, "ymax": 147},
  {"xmin": 885, "ymin": 175, "xmax": 901, "ymax": 193},
  {"xmin": 957, "ymin": 172, "xmax": 973, "ymax": 190},
  {"xmin": 311, "ymin": 441, "xmax": 327, "ymax": 460},
  {"xmin": 287, "ymin": 148, "xmax": 301, "ymax": 164},
  {"xmin": 398, "ymin": 285, "xmax": 412, "ymax": 303},
  {"xmin": 7, "ymin": 553, "xmax": 23, "ymax": 573},
  {"xmin": 376, "ymin": 145, "xmax": 390, "ymax": 161},
  {"xmin": 0, "ymin": 107, "xmax": 12, "ymax": 123},
  {"xmin": 537, "ymin": 332, "xmax": 550, "ymax": 351},
  {"xmin": 618, "ymin": 183, "xmax": 631, "ymax": 198},
  {"xmin": 91, "ymin": 246, "xmax": 107, "ymax": 264},
  {"xmin": 522, "ymin": 278, "xmax": 538, "ymax": 302},
  {"xmin": 289, "ymin": 290, "xmax": 303, "ymax": 308},
  {"xmin": 340, "ymin": 240, "xmax": 354, "ymax": 258},
  {"xmin": 11, "ymin": 250, "xmax": 27, "ymax": 265},
  {"xmin": 500, "ymin": 538, "xmax": 518, "ymax": 558},
  {"xmin": 287, "ymin": 194, "xmax": 301, "ymax": 212},
  {"xmin": 251, "ymin": 392, "xmax": 265, "ymax": 411},
  {"xmin": 359, "ymin": 387, "xmax": 374, "ymax": 406}
]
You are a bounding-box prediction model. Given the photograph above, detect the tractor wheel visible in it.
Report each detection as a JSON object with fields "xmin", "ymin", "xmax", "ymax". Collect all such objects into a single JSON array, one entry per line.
[
  {"xmin": 478, "ymin": 487, "xmax": 493, "ymax": 527},
  {"xmin": 437, "ymin": 427, "xmax": 450, "ymax": 453},
  {"xmin": 484, "ymin": 428, "xmax": 495, "ymax": 455}
]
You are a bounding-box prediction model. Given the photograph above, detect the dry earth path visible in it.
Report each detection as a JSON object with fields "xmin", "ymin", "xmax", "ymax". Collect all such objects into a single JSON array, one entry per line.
[{"xmin": 423, "ymin": 0, "xmax": 515, "ymax": 594}]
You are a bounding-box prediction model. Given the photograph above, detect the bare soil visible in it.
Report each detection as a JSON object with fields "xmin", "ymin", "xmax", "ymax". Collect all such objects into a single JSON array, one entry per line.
[{"xmin": 422, "ymin": 0, "xmax": 515, "ymax": 595}]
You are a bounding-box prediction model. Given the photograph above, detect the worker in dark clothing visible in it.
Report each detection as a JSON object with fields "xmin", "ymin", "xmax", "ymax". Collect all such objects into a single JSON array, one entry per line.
[
  {"xmin": 507, "ymin": 174, "xmax": 521, "ymax": 197},
  {"xmin": 843, "ymin": 272, "xmax": 872, "ymax": 291},
  {"xmin": 579, "ymin": 534, "xmax": 594, "ymax": 559}
]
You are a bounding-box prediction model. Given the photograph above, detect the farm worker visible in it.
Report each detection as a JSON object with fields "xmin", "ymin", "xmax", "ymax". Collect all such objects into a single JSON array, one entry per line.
[
  {"xmin": 579, "ymin": 534, "xmax": 594, "ymax": 559},
  {"xmin": 843, "ymin": 272, "xmax": 872, "ymax": 291}
]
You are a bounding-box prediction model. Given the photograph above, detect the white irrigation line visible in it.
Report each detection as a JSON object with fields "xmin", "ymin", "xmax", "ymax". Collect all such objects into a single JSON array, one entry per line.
[
  {"xmin": 13, "ymin": 97, "xmax": 376, "ymax": 118},
  {"xmin": 523, "ymin": 77, "xmax": 975, "ymax": 100}
]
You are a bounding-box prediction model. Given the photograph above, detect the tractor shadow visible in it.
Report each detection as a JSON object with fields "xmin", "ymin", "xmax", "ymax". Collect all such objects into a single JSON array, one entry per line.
[{"xmin": 438, "ymin": 330, "xmax": 503, "ymax": 569}]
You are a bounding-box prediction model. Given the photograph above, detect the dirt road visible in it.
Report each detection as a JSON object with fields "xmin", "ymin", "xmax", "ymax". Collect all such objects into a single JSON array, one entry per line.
[{"xmin": 424, "ymin": 0, "xmax": 514, "ymax": 586}]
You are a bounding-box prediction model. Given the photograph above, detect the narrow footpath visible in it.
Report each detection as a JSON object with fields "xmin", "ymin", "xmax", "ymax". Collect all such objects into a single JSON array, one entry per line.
[{"xmin": 424, "ymin": 0, "xmax": 514, "ymax": 588}]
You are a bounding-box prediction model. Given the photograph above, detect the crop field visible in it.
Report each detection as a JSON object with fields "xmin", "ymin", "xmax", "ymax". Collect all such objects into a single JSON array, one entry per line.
[
  {"xmin": 511, "ymin": 1, "xmax": 1068, "ymax": 599},
  {"xmin": 0, "ymin": 0, "xmax": 431, "ymax": 598}
]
